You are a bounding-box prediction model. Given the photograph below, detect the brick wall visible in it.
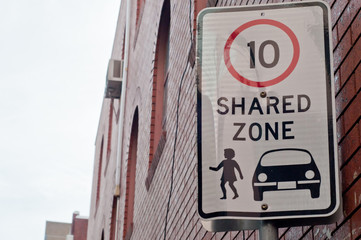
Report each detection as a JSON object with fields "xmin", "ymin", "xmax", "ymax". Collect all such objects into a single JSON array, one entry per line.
[
  {"xmin": 87, "ymin": 0, "xmax": 361, "ymax": 239},
  {"xmin": 87, "ymin": 97, "xmax": 121, "ymax": 240}
]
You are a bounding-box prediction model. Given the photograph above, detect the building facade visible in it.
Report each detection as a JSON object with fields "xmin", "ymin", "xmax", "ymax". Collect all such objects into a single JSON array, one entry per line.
[{"xmin": 87, "ymin": 0, "xmax": 361, "ymax": 239}]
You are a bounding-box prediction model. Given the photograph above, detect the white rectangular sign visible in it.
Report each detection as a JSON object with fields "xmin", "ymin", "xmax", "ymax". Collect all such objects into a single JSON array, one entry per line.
[{"xmin": 197, "ymin": 1, "xmax": 340, "ymax": 222}]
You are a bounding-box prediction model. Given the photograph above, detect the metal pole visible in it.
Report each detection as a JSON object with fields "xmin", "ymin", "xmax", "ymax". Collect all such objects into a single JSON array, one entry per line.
[{"xmin": 259, "ymin": 221, "xmax": 278, "ymax": 240}]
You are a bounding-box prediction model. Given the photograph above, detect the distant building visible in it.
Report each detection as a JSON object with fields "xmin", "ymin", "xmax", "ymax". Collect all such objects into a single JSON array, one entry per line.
[
  {"xmin": 45, "ymin": 212, "xmax": 88, "ymax": 240},
  {"xmin": 44, "ymin": 221, "xmax": 71, "ymax": 240},
  {"xmin": 87, "ymin": 0, "xmax": 361, "ymax": 239}
]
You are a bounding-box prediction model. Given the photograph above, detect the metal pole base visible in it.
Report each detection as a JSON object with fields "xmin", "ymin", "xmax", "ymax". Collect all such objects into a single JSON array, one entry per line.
[{"xmin": 259, "ymin": 221, "xmax": 278, "ymax": 240}]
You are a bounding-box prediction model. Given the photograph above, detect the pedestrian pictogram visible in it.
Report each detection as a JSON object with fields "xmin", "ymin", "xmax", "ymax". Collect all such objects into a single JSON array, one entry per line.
[
  {"xmin": 209, "ymin": 148, "xmax": 243, "ymax": 200},
  {"xmin": 196, "ymin": 1, "xmax": 340, "ymax": 227}
]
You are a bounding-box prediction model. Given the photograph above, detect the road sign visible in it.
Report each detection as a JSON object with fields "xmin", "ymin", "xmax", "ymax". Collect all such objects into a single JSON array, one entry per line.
[{"xmin": 196, "ymin": 1, "xmax": 340, "ymax": 225}]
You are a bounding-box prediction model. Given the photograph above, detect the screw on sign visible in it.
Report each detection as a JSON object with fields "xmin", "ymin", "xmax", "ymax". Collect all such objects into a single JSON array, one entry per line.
[{"xmin": 197, "ymin": 1, "xmax": 340, "ymax": 230}]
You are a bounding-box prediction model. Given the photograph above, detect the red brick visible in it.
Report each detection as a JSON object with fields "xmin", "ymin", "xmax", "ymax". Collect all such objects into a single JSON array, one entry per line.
[
  {"xmin": 242, "ymin": 230, "xmax": 254, "ymax": 239},
  {"xmin": 283, "ymin": 226, "xmax": 302, "ymax": 239},
  {"xmin": 332, "ymin": 0, "xmax": 349, "ymax": 27},
  {"xmin": 358, "ymin": 119, "xmax": 361, "ymax": 142},
  {"xmin": 336, "ymin": 74, "xmax": 356, "ymax": 117},
  {"xmin": 342, "ymin": 149, "xmax": 361, "ymax": 191},
  {"xmin": 335, "ymin": 69, "xmax": 341, "ymax": 94},
  {"xmin": 278, "ymin": 227, "xmax": 288, "ymax": 237},
  {"xmin": 355, "ymin": 63, "xmax": 361, "ymax": 92},
  {"xmin": 333, "ymin": 26, "xmax": 339, "ymax": 50},
  {"xmin": 339, "ymin": 123, "xmax": 360, "ymax": 164},
  {"xmin": 337, "ymin": 116, "xmax": 345, "ymax": 143},
  {"xmin": 351, "ymin": 206, "xmax": 361, "ymax": 239},
  {"xmin": 337, "ymin": 0, "xmax": 361, "ymax": 40},
  {"xmin": 332, "ymin": 220, "xmax": 351, "ymax": 240},
  {"xmin": 302, "ymin": 227, "xmax": 314, "ymax": 240},
  {"xmin": 334, "ymin": 29, "xmax": 352, "ymax": 71},
  {"xmin": 211, "ymin": 231, "xmax": 226, "ymax": 240},
  {"xmin": 351, "ymin": 9, "xmax": 361, "ymax": 43},
  {"xmin": 325, "ymin": 0, "xmax": 336, "ymax": 7},
  {"xmin": 340, "ymin": 37, "xmax": 361, "ymax": 83},
  {"xmin": 303, "ymin": 226, "xmax": 312, "ymax": 234},
  {"xmin": 313, "ymin": 224, "xmax": 336, "ymax": 240},
  {"xmin": 338, "ymin": 5, "xmax": 352, "ymax": 39},
  {"xmin": 221, "ymin": 231, "xmax": 231, "ymax": 240},
  {"xmin": 349, "ymin": 0, "xmax": 361, "ymax": 23},
  {"xmin": 241, "ymin": 230, "xmax": 256, "ymax": 240},
  {"xmin": 337, "ymin": 0, "xmax": 361, "ymax": 41},
  {"xmin": 344, "ymin": 176, "xmax": 361, "ymax": 215},
  {"xmin": 203, "ymin": 231, "xmax": 214, "ymax": 240},
  {"xmin": 343, "ymin": 93, "xmax": 361, "ymax": 133},
  {"xmin": 230, "ymin": 231, "xmax": 243, "ymax": 240},
  {"xmin": 196, "ymin": 226, "xmax": 207, "ymax": 240}
]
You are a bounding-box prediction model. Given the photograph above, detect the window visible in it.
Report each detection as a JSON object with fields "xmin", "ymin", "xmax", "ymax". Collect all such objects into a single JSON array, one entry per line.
[
  {"xmin": 104, "ymin": 99, "xmax": 114, "ymax": 174},
  {"xmin": 134, "ymin": 0, "xmax": 146, "ymax": 47},
  {"xmin": 148, "ymin": 0, "xmax": 170, "ymax": 169},
  {"xmin": 136, "ymin": 0, "xmax": 145, "ymax": 26},
  {"xmin": 109, "ymin": 197, "xmax": 118, "ymax": 240},
  {"xmin": 123, "ymin": 109, "xmax": 138, "ymax": 240},
  {"xmin": 96, "ymin": 137, "xmax": 104, "ymax": 208}
]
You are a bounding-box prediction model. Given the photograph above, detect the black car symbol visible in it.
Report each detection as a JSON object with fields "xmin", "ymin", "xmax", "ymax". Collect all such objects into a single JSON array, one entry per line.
[{"xmin": 252, "ymin": 148, "xmax": 321, "ymax": 201}]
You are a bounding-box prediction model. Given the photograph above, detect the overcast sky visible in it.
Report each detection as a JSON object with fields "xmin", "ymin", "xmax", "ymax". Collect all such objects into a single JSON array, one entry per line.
[{"xmin": 0, "ymin": 0, "xmax": 120, "ymax": 239}]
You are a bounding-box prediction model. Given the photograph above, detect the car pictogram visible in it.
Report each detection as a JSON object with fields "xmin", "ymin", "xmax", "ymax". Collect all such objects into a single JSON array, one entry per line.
[{"xmin": 252, "ymin": 148, "xmax": 321, "ymax": 201}]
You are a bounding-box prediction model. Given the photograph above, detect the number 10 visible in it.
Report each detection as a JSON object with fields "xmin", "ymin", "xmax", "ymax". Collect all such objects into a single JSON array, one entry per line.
[{"xmin": 247, "ymin": 40, "xmax": 280, "ymax": 69}]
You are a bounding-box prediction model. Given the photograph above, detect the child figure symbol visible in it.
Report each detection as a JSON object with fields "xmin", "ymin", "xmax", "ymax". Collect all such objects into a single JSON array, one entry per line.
[{"xmin": 209, "ymin": 148, "xmax": 243, "ymax": 200}]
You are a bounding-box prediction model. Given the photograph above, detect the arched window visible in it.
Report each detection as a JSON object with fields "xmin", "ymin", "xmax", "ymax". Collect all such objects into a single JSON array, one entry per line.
[
  {"xmin": 149, "ymin": 0, "xmax": 170, "ymax": 169},
  {"xmin": 96, "ymin": 137, "xmax": 104, "ymax": 208},
  {"xmin": 123, "ymin": 109, "xmax": 139, "ymax": 240},
  {"xmin": 109, "ymin": 197, "xmax": 117, "ymax": 240},
  {"xmin": 136, "ymin": 0, "xmax": 145, "ymax": 26},
  {"xmin": 104, "ymin": 99, "xmax": 114, "ymax": 174}
]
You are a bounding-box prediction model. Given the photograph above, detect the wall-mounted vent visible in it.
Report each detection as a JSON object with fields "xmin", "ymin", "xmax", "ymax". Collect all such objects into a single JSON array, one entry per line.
[{"xmin": 105, "ymin": 59, "xmax": 124, "ymax": 98}]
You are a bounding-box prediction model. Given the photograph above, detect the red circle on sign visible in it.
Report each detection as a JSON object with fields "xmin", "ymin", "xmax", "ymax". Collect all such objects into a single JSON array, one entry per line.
[{"xmin": 224, "ymin": 19, "xmax": 300, "ymax": 88}]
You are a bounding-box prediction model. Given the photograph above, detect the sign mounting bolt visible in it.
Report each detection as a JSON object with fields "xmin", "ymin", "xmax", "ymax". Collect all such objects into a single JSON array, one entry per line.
[
  {"xmin": 261, "ymin": 204, "xmax": 268, "ymax": 210},
  {"xmin": 260, "ymin": 91, "xmax": 267, "ymax": 98}
]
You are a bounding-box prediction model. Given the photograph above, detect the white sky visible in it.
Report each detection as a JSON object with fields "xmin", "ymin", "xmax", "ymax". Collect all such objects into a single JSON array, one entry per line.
[{"xmin": 0, "ymin": 0, "xmax": 120, "ymax": 239}]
